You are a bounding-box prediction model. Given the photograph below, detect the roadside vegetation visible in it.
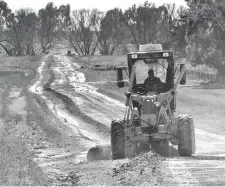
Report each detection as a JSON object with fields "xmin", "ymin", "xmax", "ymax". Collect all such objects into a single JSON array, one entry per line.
[
  {"xmin": 0, "ymin": 56, "xmax": 50, "ymax": 185},
  {"xmin": 0, "ymin": 116, "xmax": 48, "ymax": 185},
  {"xmin": 0, "ymin": 0, "xmax": 225, "ymax": 75}
]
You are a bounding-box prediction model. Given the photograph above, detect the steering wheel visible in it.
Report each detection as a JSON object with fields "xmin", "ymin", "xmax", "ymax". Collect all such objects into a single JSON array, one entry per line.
[{"xmin": 132, "ymin": 84, "xmax": 147, "ymax": 95}]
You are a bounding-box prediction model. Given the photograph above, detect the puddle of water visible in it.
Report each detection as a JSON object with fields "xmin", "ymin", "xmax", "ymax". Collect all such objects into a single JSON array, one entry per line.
[{"xmin": 29, "ymin": 61, "xmax": 45, "ymax": 94}]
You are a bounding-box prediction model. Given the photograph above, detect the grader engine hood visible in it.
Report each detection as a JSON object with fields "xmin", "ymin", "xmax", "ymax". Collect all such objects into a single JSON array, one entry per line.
[
  {"xmin": 132, "ymin": 95, "xmax": 159, "ymax": 127},
  {"xmin": 141, "ymin": 98, "xmax": 157, "ymax": 127}
]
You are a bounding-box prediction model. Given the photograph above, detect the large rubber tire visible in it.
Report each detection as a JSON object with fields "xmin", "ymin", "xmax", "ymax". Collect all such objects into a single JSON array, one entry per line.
[
  {"xmin": 177, "ymin": 114, "xmax": 196, "ymax": 156},
  {"xmin": 111, "ymin": 119, "xmax": 125, "ymax": 160}
]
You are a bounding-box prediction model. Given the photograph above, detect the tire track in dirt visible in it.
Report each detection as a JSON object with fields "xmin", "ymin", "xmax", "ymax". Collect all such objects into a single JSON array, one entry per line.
[
  {"xmin": 50, "ymin": 55, "xmax": 125, "ymax": 126},
  {"xmin": 157, "ymin": 104, "xmax": 225, "ymax": 185},
  {"xmin": 158, "ymin": 156, "xmax": 225, "ymax": 186},
  {"xmin": 29, "ymin": 55, "xmax": 112, "ymax": 164},
  {"xmin": 44, "ymin": 77, "xmax": 110, "ymax": 136},
  {"xmin": 27, "ymin": 55, "xmax": 109, "ymax": 184}
]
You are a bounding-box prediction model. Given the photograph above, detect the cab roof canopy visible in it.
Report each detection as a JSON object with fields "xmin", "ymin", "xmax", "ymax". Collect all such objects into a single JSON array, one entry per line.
[{"xmin": 127, "ymin": 44, "xmax": 174, "ymax": 62}]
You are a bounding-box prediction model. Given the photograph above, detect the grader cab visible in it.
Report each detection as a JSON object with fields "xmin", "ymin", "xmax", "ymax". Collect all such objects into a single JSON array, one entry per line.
[{"xmin": 111, "ymin": 44, "xmax": 195, "ymax": 158}]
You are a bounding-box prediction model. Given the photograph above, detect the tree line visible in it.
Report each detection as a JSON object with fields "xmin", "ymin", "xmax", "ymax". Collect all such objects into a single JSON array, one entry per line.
[{"xmin": 0, "ymin": 0, "xmax": 225, "ymax": 74}]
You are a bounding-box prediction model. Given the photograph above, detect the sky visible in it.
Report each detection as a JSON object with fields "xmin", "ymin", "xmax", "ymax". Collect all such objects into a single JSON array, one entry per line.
[{"xmin": 5, "ymin": 0, "xmax": 187, "ymax": 12}]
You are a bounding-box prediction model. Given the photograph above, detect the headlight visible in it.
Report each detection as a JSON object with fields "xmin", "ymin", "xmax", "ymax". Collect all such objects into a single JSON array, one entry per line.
[
  {"xmin": 163, "ymin": 53, "xmax": 169, "ymax": 57},
  {"xmin": 132, "ymin": 54, "xmax": 138, "ymax": 59}
]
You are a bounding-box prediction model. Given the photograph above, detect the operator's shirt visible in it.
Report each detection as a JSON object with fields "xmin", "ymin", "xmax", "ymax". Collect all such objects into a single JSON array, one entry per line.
[{"xmin": 144, "ymin": 77, "xmax": 161, "ymax": 85}]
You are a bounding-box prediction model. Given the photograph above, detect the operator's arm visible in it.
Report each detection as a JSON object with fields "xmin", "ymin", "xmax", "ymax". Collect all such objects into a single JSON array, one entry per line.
[
  {"xmin": 155, "ymin": 77, "xmax": 161, "ymax": 83},
  {"xmin": 144, "ymin": 77, "xmax": 149, "ymax": 85}
]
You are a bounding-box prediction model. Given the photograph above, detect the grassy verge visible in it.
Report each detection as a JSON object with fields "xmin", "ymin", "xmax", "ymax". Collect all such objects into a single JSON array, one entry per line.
[
  {"xmin": 176, "ymin": 87, "xmax": 225, "ymax": 134},
  {"xmin": 0, "ymin": 55, "xmax": 50, "ymax": 185},
  {"xmin": 0, "ymin": 94, "xmax": 50, "ymax": 186},
  {"xmin": 0, "ymin": 117, "xmax": 49, "ymax": 186},
  {"xmin": 0, "ymin": 55, "xmax": 42, "ymax": 68}
]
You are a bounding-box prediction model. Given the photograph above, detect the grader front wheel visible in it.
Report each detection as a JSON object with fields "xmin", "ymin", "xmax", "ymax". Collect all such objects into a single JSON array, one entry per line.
[
  {"xmin": 111, "ymin": 119, "xmax": 125, "ymax": 159},
  {"xmin": 177, "ymin": 114, "xmax": 196, "ymax": 156}
]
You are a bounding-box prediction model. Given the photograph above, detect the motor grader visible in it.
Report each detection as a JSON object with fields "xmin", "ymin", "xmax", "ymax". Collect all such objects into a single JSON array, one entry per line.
[
  {"xmin": 110, "ymin": 44, "xmax": 195, "ymax": 159},
  {"xmin": 86, "ymin": 44, "xmax": 195, "ymax": 161}
]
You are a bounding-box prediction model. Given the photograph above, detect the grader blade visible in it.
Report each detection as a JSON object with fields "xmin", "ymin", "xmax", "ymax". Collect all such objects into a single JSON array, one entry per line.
[{"xmin": 86, "ymin": 145, "xmax": 112, "ymax": 162}]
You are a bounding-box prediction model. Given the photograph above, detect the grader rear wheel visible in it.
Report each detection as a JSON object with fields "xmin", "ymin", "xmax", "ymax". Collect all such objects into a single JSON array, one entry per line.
[
  {"xmin": 177, "ymin": 114, "xmax": 196, "ymax": 156},
  {"xmin": 111, "ymin": 119, "xmax": 125, "ymax": 159}
]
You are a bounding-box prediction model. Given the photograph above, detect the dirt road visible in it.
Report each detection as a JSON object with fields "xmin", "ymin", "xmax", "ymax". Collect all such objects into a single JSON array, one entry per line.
[
  {"xmin": 1, "ymin": 53, "xmax": 224, "ymax": 185},
  {"xmin": 27, "ymin": 54, "xmax": 225, "ymax": 185},
  {"xmin": 29, "ymin": 55, "xmax": 125, "ymax": 158}
]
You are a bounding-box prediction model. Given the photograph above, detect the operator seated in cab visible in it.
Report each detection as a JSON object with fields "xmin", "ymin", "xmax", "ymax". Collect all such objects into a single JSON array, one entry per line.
[{"xmin": 144, "ymin": 69, "xmax": 161, "ymax": 85}]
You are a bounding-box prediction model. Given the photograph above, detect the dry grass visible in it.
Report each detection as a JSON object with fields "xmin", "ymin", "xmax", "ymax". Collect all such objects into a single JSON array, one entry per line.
[
  {"xmin": 176, "ymin": 87, "xmax": 225, "ymax": 134},
  {"xmin": 0, "ymin": 116, "xmax": 49, "ymax": 186},
  {"xmin": 0, "ymin": 55, "xmax": 42, "ymax": 68},
  {"xmin": 188, "ymin": 64, "xmax": 217, "ymax": 74},
  {"xmin": 0, "ymin": 55, "xmax": 50, "ymax": 186},
  {"xmin": 83, "ymin": 69, "xmax": 118, "ymax": 83},
  {"xmin": 70, "ymin": 55, "xmax": 126, "ymax": 66}
]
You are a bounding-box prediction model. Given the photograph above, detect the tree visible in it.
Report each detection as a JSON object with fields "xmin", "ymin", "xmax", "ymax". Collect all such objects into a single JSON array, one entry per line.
[
  {"xmin": 25, "ymin": 11, "xmax": 38, "ymax": 55},
  {"xmin": 1, "ymin": 8, "xmax": 38, "ymax": 56},
  {"xmin": 122, "ymin": 1, "xmax": 175, "ymax": 49},
  {"xmin": 98, "ymin": 8, "xmax": 125, "ymax": 55},
  {"xmin": 38, "ymin": 2, "xmax": 60, "ymax": 53},
  {"xmin": 0, "ymin": 1, "xmax": 13, "ymax": 55},
  {"xmin": 58, "ymin": 4, "xmax": 71, "ymax": 27},
  {"xmin": 172, "ymin": 0, "xmax": 225, "ymax": 74},
  {"xmin": 169, "ymin": 6, "xmax": 189, "ymax": 57},
  {"xmin": 68, "ymin": 9, "xmax": 103, "ymax": 55},
  {"xmin": 156, "ymin": 3, "xmax": 176, "ymax": 49},
  {"xmin": 58, "ymin": 4, "xmax": 71, "ymax": 39}
]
